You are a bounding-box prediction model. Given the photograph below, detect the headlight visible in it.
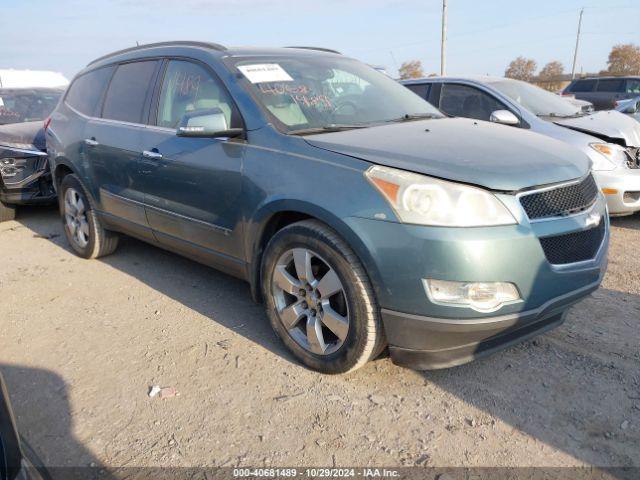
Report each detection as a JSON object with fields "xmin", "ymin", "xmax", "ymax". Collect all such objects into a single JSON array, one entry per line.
[
  {"xmin": 590, "ymin": 143, "xmax": 626, "ymax": 171},
  {"xmin": 424, "ymin": 279, "xmax": 521, "ymax": 312},
  {"xmin": 0, "ymin": 158, "xmax": 25, "ymax": 179},
  {"xmin": 365, "ymin": 165, "xmax": 516, "ymax": 227}
]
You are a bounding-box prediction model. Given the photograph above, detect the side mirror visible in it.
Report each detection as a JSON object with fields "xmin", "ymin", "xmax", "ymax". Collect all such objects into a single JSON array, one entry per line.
[
  {"xmin": 176, "ymin": 108, "xmax": 244, "ymax": 139},
  {"xmin": 623, "ymin": 102, "xmax": 639, "ymax": 114},
  {"xmin": 490, "ymin": 110, "xmax": 520, "ymax": 126}
]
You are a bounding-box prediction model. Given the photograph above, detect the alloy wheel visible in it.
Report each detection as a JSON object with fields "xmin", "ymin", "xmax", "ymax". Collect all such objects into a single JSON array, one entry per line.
[
  {"xmin": 64, "ymin": 188, "xmax": 90, "ymax": 248},
  {"xmin": 271, "ymin": 248, "xmax": 350, "ymax": 355}
]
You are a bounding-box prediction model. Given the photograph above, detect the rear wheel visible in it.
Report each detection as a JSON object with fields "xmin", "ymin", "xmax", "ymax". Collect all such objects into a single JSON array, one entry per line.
[
  {"xmin": 59, "ymin": 174, "xmax": 119, "ymax": 259},
  {"xmin": 0, "ymin": 201, "xmax": 16, "ymax": 222},
  {"xmin": 262, "ymin": 220, "xmax": 385, "ymax": 374}
]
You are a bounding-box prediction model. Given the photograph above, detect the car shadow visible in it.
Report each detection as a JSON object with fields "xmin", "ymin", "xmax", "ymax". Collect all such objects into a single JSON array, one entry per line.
[
  {"xmin": 10, "ymin": 205, "xmax": 294, "ymax": 365},
  {"xmin": 0, "ymin": 364, "xmax": 111, "ymax": 480},
  {"xmin": 10, "ymin": 206, "xmax": 640, "ymax": 476},
  {"xmin": 610, "ymin": 214, "xmax": 640, "ymax": 232}
]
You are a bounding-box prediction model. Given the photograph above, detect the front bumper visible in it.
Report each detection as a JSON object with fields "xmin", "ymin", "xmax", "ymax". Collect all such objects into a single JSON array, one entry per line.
[
  {"xmin": 384, "ymin": 278, "xmax": 601, "ymax": 369},
  {"xmin": 345, "ymin": 195, "xmax": 609, "ymax": 370},
  {"xmin": 594, "ymin": 168, "xmax": 640, "ymax": 216}
]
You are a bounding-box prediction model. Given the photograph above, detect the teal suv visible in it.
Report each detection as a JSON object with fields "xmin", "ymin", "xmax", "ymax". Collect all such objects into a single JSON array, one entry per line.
[{"xmin": 46, "ymin": 42, "xmax": 609, "ymax": 373}]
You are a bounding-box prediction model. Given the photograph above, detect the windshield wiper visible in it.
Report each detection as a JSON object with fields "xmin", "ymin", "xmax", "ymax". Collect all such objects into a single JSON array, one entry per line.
[
  {"xmin": 384, "ymin": 113, "xmax": 443, "ymax": 123},
  {"xmin": 288, "ymin": 124, "xmax": 369, "ymax": 136},
  {"xmin": 538, "ymin": 112, "xmax": 584, "ymax": 119}
]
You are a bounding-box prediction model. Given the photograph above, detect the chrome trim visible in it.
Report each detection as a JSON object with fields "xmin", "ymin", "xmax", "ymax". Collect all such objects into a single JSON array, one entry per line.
[
  {"xmin": 516, "ymin": 173, "xmax": 598, "ymax": 223},
  {"xmin": 0, "ymin": 145, "xmax": 47, "ymax": 157},
  {"xmin": 100, "ymin": 189, "xmax": 231, "ymax": 235}
]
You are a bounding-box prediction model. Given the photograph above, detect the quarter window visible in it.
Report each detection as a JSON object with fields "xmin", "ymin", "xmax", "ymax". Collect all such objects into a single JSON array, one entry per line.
[
  {"xmin": 102, "ymin": 61, "xmax": 158, "ymax": 123},
  {"xmin": 156, "ymin": 60, "xmax": 237, "ymax": 129},
  {"xmin": 405, "ymin": 83, "xmax": 430, "ymax": 100},
  {"xmin": 439, "ymin": 84, "xmax": 507, "ymax": 121},
  {"xmin": 65, "ymin": 66, "xmax": 113, "ymax": 116},
  {"xmin": 596, "ymin": 79, "xmax": 625, "ymax": 92}
]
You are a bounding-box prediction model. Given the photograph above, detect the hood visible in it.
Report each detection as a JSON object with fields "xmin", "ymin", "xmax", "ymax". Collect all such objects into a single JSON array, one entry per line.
[
  {"xmin": 0, "ymin": 121, "xmax": 46, "ymax": 151},
  {"xmin": 304, "ymin": 118, "xmax": 590, "ymax": 191},
  {"xmin": 553, "ymin": 110, "xmax": 640, "ymax": 147}
]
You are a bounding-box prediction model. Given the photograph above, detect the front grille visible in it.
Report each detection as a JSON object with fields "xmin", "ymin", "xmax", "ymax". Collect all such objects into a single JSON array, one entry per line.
[
  {"xmin": 520, "ymin": 174, "xmax": 598, "ymax": 220},
  {"xmin": 540, "ymin": 220, "xmax": 605, "ymax": 265}
]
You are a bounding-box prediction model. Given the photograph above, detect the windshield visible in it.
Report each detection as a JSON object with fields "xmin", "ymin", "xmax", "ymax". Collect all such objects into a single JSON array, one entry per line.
[
  {"xmin": 228, "ymin": 55, "xmax": 443, "ymax": 133},
  {"xmin": 490, "ymin": 79, "xmax": 582, "ymax": 118},
  {"xmin": 0, "ymin": 89, "xmax": 62, "ymax": 125}
]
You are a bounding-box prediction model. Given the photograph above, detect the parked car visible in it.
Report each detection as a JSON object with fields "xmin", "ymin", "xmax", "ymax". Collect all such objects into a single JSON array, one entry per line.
[
  {"xmin": 403, "ymin": 76, "xmax": 640, "ymax": 216},
  {"xmin": 47, "ymin": 42, "xmax": 608, "ymax": 373},
  {"xmin": 0, "ymin": 372, "xmax": 48, "ymax": 480},
  {"xmin": 0, "ymin": 86, "xmax": 65, "ymax": 221},
  {"xmin": 562, "ymin": 76, "xmax": 640, "ymax": 110},
  {"xmin": 616, "ymin": 96, "xmax": 640, "ymax": 123},
  {"xmin": 564, "ymin": 96, "xmax": 594, "ymax": 113}
]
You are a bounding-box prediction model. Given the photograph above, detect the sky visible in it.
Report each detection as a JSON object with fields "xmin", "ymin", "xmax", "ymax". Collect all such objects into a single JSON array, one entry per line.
[{"xmin": 2, "ymin": 0, "xmax": 639, "ymax": 81}]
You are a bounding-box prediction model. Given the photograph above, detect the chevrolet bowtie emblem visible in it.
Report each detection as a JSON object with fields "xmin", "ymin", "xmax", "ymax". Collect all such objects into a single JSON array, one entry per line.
[{"xmin": 585, "ymin": 213, "xmax": 601, "ymax": 228}]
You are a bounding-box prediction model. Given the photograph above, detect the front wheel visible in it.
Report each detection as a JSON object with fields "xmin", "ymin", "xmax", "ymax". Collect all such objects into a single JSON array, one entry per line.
[
  {"xmin": 262, "ymin": 220, "xmax": 385, "ymax": 374},
  {"xmin": 59, "ymin": 174, "xmax": 119, "ymax": 259},
  {"xmin": 0, "ymin": 201, "xmax": 16, "ymax": 222}
]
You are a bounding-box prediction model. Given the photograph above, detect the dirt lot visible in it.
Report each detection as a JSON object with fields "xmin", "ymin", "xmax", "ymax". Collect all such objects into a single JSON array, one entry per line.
[{"xmin": 1, "ymin": 206, "xmax": 638, "ymax": 471}]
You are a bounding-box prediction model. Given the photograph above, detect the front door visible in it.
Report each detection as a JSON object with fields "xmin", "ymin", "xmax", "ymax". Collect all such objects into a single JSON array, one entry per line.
[{"xmin": 139, "ymin": 59, "xmax": 246, "ymax": 271}]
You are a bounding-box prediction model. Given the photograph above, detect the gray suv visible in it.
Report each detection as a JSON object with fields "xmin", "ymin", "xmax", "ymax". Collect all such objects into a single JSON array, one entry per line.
[
  {"xmin": 46, "ymin": 42, "xmax": 608, "ymax": 373},
  {"xmin": 563, "ymin": 76, "xmax": 640, "ymax": 110}
]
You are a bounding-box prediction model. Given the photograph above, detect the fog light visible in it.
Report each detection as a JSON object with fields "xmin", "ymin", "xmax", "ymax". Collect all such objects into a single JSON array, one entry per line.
[{"xmin": 424, "ymin": 279, "xmax": 520, "ymax": 312}]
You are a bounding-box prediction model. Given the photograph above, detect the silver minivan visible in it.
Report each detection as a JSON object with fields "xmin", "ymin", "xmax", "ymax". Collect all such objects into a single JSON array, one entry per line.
[{"xmin": 403, "ymin": 76, "xmax": 640, "ymax": 216}]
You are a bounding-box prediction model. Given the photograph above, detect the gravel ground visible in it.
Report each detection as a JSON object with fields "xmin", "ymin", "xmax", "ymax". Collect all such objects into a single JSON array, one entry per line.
[{"xmin": 0, "ymin": 206, "xmax": 638, "ymax": 472}]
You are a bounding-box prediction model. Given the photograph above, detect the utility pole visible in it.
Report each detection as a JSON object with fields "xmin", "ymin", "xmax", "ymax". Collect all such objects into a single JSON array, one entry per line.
[
  {"xmin": 571, "ymin": 8, "xmax": 584, "ymax": 79},
  {"xmin": 441, "ymin": 0, "xmax": 448, "ymax": 76}
]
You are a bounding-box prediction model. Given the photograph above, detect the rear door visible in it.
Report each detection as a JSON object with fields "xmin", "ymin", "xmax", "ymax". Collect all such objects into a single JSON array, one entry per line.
[
  {"xmin": 83, "ymin": 60, "xmax": 161, "ymax": 239},
  {"xmin": 139, "ymin": 59, "xmax": 246, "ymax": 270}
]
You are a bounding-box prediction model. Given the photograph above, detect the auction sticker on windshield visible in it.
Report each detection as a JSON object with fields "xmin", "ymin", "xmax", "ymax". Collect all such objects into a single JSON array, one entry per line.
[{"xmin": 238, "ymin": 64, "xmax": 293, "ymax": 83}]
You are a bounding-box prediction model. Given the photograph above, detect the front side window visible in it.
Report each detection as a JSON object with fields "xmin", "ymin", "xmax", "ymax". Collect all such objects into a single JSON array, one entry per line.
[
  {"xmin": 626, "ymin": 79, "xmax": 640, "ymax": 94},
  {"xmin": 227, "ymin": 55, "xmax": 442, "ymax": 133},
  {"xmin": 569, "ymin": 79, "xmax": 596, "ymax": 92},
  {"xmin": 65, "ymin": 67, "xmax": 113, "ymax": 117},
  {"xmin": 0, "ymin": 89, "xmax": 62, "ymax": 125},
  {"xmin": 439, "ymin": 83, "xmax": 506, "ymax": 121},
  {"xmin": 156, "ymin": 60, "xmax": 238, "ymax": 129},
  {"xmin": 596, "ymin": 79, "xmax": 625, "ymax": 92},
  {"xmin": 102, "ymin": 61, "xmax": 157, "ymax": 123},
  {"xmin": 490, "ymin": 79, "xmax": 580, "ymax": 118}
]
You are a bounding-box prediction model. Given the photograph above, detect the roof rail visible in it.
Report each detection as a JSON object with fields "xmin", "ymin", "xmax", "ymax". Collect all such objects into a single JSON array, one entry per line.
[
  {"xmin": 87, "ymin": 41, "xmax": 227, "ymax": 66},
  {"xmin": 284, "ymin": 46, "xmax": 342, "ymax": 55}
]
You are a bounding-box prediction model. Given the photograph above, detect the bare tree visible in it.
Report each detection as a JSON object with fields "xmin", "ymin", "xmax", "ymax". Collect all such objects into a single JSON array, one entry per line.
[
  {"xmin": 398, "ymin": 60, "xmax": 425, "ymax": 80},
  {"xmin": 539, "ymin": 61, "xmax": 565, "ymax": 91},
  {"xmin": 606, "ymin": 44, "xmax": 640, "ymax": 75},
  {"xmin": 505, "ymin": 56, "xmax": 537, "ymax": 82}
]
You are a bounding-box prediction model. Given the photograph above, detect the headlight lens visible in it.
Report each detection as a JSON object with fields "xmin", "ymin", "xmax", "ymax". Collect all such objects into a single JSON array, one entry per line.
[
  {"xmin": 589, "ymin": 143, "xmax": 626, "ymax": 171},
  {"xmin": 366, "ymin": 165, "xmax": 516, "ymax": 227},
  {"xmin": 424, "ymin": 279, "xmax": 521, "ymax": 312}
]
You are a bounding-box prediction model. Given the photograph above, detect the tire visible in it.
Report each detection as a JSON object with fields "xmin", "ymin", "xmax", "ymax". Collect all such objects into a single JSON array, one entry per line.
[
  {"xmin": 0, "ymin": 201, "xmax": 16, "ymax": 222},
  {"xmin": 262, "ymin": 220, "xmax": 385, "ymax": 374},
  {"xmin": 59, "ymin": 174, "xmax": 119, "ymax": 259}
]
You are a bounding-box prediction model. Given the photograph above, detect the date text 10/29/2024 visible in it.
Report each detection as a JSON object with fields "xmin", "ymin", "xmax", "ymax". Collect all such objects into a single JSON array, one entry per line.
[{"xmin": 232, "ymin": 468, "xmax": 401, "ymax": 478}]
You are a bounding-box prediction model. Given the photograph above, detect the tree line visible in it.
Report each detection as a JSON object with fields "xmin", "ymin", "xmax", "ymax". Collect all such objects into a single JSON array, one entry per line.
[{"xmin": 398, "ymin": 43, "xmax": 640, "ymax": 88}]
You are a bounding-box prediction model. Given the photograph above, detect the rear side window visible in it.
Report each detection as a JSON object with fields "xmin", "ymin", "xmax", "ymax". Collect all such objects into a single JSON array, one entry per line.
[
  {"xmin": 65, "ymin": 67, "xmax": 113, "ymax": 116},
  {"xmin": 596, "ymin": 79, "xmax": 625, "ymax": 92},
  {"xmin": 405, "ymin": 83, "xmax": 430, "ymax": 100},
  {"xmin": 568, "ymin": 79, "xmax": 596, "ymax": 92},
  {"xmin": 102, "ymin": 61, "xmax": 158, "ymax": 123},
  {"xmin": 439, "ymin": 83, "xmax": 506, "ymax": 121}
]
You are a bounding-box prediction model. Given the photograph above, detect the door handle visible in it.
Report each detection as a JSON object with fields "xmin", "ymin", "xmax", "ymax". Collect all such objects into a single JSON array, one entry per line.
[
  {"xmin": 84, "ymin": 138, "xmax": 99, "ymax": 146},
  {"xmin": 142, "ymin": 150, "xmax": 163, "ymax": 159}
]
